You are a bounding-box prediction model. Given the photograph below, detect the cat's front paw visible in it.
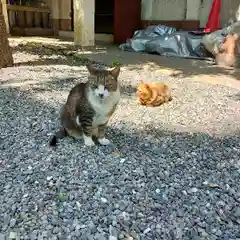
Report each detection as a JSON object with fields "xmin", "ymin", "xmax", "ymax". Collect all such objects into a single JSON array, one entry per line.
[
  {"xmin": 83, "ymin": 135, "xmax": 95, "ymax": 146},
  {"xmin": 98, "ymin": 137, "xmax": 111, "ymax": 145}
]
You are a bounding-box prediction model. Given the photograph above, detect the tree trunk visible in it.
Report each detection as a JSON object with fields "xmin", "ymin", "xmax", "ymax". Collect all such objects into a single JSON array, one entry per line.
[
  {"xmin": 0, "ymin": 3, "xmax": 13, "ymax": 68},
  {"xmin": 2, "ymin": 0, "xmax": 9, "ymax": 34}
]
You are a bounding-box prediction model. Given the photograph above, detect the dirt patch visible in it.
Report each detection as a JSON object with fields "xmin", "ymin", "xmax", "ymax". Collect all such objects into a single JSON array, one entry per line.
[{"xmin": 8, "ymin": 36, "xmax": 240, "ymax": 89}]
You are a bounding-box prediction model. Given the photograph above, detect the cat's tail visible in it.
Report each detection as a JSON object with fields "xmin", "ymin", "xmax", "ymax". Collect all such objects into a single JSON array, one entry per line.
[{"xmin": 49, "ymin": 127, "xmax": 68, "ymax": 147}]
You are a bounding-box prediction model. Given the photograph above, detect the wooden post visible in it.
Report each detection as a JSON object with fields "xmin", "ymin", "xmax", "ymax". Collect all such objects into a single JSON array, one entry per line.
[
  {"xmin": 51, "ymin": 0, "xmax": 60, "ymax": 35},
  {"xmin": 73, "ymin": 0, "xmax": 82, "ymax": 45},
  {"xmin": 73, "ymin": 0, "xmax": 95, "ymax": 46},
  {"xmin": 2, "ymin": 0, "xmax": 10, "ymax": 34}
]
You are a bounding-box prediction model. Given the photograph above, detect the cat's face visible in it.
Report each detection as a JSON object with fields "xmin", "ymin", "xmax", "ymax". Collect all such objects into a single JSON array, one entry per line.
[
  {"xmin": 136, "ymin": 82, "xmax": 151, "ymax": 97},
  {"xmin": 86, "ymin": 64, "xmax": 120, "ymax": 99}
]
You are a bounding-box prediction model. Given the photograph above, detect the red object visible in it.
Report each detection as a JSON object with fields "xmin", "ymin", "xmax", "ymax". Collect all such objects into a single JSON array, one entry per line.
[
  {"xmin": 114, "ymin": 0, "xmax": 141, "ymax": 44},
  {"xmin": 204, "ymin": 0, "xmax": 221, "ymax": 33}
]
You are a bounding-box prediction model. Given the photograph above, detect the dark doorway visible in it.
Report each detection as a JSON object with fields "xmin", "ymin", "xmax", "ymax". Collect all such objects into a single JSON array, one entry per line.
[
  {"xmin": 70, "ymin": 0, "xmax": 114, "ymax": 33},
  {"xmin": 70, "ymin": 0, "xmax": 141, "ymax": 44},
  {"xmin": 95, "ymin": 0, "xmax": 114, "ymax": 34}
]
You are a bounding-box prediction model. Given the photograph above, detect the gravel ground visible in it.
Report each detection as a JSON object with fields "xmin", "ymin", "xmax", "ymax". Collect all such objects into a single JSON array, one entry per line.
[{"xmin": 0, "ymin": 42, "xmax": 240, "ymax": 240}]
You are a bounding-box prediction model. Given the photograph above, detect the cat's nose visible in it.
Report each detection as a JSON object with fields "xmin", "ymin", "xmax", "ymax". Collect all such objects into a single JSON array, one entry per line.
[{"xmin": 99, "ymin": 93, "xmax": 104, "ymax": 99}]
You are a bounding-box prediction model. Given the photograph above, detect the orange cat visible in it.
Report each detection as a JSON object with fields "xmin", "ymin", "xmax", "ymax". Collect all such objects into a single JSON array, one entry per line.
[
  {"xmin": 136, "ymin": 81, "xmax": 172, "ymax": 107},
  {"xmin": 215, "ymin": 33, "xmax": 240, "ymax": 67}
]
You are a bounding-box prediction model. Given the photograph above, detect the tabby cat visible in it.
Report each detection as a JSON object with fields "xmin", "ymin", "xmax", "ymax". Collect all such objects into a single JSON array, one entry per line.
[{"xmin": 49, "ymin": 64, "xmax": 121, "ymax": 147}]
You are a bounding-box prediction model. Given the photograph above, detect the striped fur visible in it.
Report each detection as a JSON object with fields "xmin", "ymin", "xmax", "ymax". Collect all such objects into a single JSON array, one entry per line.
[{"xmin": 49, "ymin": 64, "xmax": 121, "ymax": 147}]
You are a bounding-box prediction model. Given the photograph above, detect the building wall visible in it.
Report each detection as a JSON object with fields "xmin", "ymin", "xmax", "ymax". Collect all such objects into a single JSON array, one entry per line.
[
  {"xmin": 141, "ymin": 0, "xmax": 240, "ymax": 28},
  {"xmin": 221, "ymin": 0, "xmax": 240, "ymax": 27},
  {"xmin": 47, "ymin": 0, "xmax": 240, "ymax": 33},
  {"xmin": 59, "ymin": 0, "xmax": 72, "ymax": 30},
  {"xmin": 141, "ymin": 0, "xmax": 187, "ymax": 21},
  {"xmin": 45, "ymin": 0, "xmax": 72, "ymax": 32}
]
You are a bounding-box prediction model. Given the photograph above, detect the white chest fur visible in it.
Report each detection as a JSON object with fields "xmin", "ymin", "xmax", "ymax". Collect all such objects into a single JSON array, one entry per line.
[{"xmin": 88, "ymin": 88, "xmax": 120, "ymax": 126}]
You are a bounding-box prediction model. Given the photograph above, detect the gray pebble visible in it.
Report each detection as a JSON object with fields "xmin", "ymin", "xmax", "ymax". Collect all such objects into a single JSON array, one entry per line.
[
  {"xmin": 9, "ymin": 218, "xmax": 17, "ymax": 228},
  {"xmin": 1, "ymin": 40, "xmax": 240, "ymax": 240},
  {"xmin": 53, "ymin": 227, "xmax": 61, "ymax": 234}
]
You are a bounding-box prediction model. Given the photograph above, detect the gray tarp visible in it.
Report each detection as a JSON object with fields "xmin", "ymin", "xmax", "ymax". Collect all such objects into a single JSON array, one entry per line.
[
  {"xmin": 201, "ymin": 21, "xmax": 240, "ymax": 55},
  {"xmin": 119, "ymin": 21, "xmax": 240, "ymax": 61}
]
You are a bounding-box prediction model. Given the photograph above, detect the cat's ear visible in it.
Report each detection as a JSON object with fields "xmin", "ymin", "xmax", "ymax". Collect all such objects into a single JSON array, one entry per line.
[
  {"xmin": 110, "ymin": 66, "xmax": 120, "ymax": 78},
  {"xmin": 86, "ymin": 63, "xmax": 97, "ymax": 75},
  {"xmin": 145, "ymin": 83, "xmax": 150, "ymax": 89}
]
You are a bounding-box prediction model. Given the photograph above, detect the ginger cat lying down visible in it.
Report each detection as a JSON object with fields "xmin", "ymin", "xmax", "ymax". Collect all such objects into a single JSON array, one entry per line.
[{"xmin": 136, "ymin": 81, "xmax": 172, "ymax": 107}]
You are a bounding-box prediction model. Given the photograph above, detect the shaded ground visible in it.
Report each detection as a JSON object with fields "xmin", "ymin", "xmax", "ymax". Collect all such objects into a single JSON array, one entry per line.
[{"xmin": 0, "ymin": 37, "xmax": 239, "ymax": 240}]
